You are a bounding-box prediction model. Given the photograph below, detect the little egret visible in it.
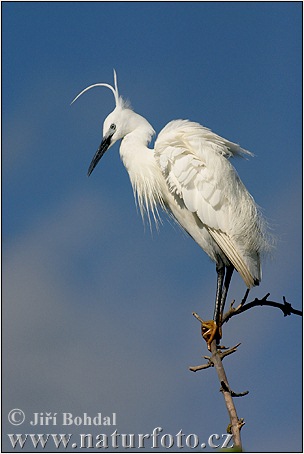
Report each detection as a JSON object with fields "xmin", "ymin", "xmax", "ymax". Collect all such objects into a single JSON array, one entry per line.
[{"xmin": 72, "ymin": 71, "xmax": 270, "ymax": 348}]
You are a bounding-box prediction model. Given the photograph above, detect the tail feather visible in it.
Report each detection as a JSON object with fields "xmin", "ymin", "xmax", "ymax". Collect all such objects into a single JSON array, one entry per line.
[{"xmin": 209, "ymin": 228, "xmax": 260, "ymax": 288}]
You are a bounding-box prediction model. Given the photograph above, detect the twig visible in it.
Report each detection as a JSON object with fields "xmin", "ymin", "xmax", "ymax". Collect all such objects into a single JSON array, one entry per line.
[
  {"xmin": 189, "ymin": 342, "xmax": 241, "ymax": 371},
  {"xmin": 222, "ymin": 294, "xmax": 302, "ymax": 325},
  {"xmin": 219, "ymin": 343, "xmax": 241, "ymax": 360},
  {"xmin": 190, "ymin": 295, "xmax": 301, "ymax": 449},
  {"xmin": 220, "ymin": 381, "xmax": 249, "ymax": 398},
  {"xmin": 189, "ymin": 362, "xmax": 213, "ymax": 372},
  {"xmin": 192, "ymin": 311, "xmax": 205, "ymax": 325},
  {"xmin": 190, "ymin": 314, "xmax": 244, "ymax": 449},
  {"xmin": 209, "ymin": 339, "xmax": 244, "ymax": 449},
  {"xmin": 240, "ymin": 288, "xmax": 250, "ymax": 306}
]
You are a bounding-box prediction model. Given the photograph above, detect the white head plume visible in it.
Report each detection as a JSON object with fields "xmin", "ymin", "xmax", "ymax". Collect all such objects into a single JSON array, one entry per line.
[{"xmin": 71, "ymin": 69, "xmax": 122, "ymax": 107}]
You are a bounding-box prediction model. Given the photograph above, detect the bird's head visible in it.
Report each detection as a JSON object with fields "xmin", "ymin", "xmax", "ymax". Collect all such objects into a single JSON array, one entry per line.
[{"xmin": 72, "ymin": 70, "xmax": 150, "ymax": 176}]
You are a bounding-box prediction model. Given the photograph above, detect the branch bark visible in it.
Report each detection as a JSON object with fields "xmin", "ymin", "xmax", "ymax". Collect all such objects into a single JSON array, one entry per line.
[
  {"xmin": 209, "ymin": 339, "xmax": 245, "ymax": 449},
  {"xmin": 190, "ymin": 295, "xmax": 301, "ymax": 451},
  {"xmin": 190, "ymin": 312, "xmax": 246, "ymax": 450},
  {"xmin": 222, "ymin": 294, "xmax": 302, "ymax": 325}
]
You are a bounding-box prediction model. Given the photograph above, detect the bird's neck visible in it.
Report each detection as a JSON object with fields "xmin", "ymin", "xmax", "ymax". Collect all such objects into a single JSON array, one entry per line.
[
  {"xmin": 119, "ymin": 119, "xmax": 155, "ymax": 169},
  {"xmin": 119, "ymin": 127, "xmax": 165, "ymax": 226}
]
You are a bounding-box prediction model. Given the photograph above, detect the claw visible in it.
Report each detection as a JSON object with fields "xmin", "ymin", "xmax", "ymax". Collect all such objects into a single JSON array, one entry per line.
[{"xmin": 201, "ymin": 320, "xmax": 222, "ymax": 350}]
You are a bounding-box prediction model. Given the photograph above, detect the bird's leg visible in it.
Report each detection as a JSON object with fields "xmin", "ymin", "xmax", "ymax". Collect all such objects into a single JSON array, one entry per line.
[
  {"xmin": 213, "ymin": 263, "xmax": 225, "ymax": 327},
  {"xmin": 201, "ymin": 263, "xmax": 224, "ymax": 350},
  {"xmin": 216, "ymin": 265, "xmax": 234, "ymax": 342}
]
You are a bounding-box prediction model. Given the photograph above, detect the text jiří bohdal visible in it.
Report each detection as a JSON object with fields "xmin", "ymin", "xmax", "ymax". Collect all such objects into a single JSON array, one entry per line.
[{"xmin": 30, "ymin": 412, "xmax": 117, "ymax": 426}]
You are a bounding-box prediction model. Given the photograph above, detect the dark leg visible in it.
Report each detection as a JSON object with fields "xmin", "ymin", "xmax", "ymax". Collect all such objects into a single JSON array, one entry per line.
[
  {"xmin": 201, "ymin": 262, "xmax": 233, "ymax": 351},
  {"xmin": 216, "ymin": 264, "xmax": 234, "ymax": 343},
  {"xmin": 213, "ymin": 262, "xmax": 225, "ymax": 325},
  {"xmin": 219, "ymin": 264, "xmax": 234, "ymax": 320}
]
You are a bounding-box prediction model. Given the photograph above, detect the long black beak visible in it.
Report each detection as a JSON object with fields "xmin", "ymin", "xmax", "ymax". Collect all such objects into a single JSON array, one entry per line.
[{"xmin": 87, "ymin": 134, "xmax": 112, "ymax": 176}]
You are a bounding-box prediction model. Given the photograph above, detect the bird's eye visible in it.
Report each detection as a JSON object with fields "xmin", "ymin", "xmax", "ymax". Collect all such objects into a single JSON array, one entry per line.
[{"xmin": 110, "ymin": 123, "xmax": 116, "ymax": 131}]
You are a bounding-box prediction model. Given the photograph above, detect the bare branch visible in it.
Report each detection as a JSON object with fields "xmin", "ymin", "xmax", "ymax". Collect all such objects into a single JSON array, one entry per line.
[
  {"xmin": 220, "ymin": 381, "xmax": 249, "ymax": 398},
  {"xmin": 209, "ymin": 340, "xmax": 244, "ymax": 448},
  {"xmin": 189, "ymin": 344, "xmax": 241, "ymax": 371},
  {"xmin": 222, "ymin": 294, "xmax": 302, "ymax": 325},
  {"xmin": 219, "ymin": 343, "xmax": 241, "ymax": 360},
  {"xmin": 190, "ymin": 312, "xmax": 244, "ymax": 448},
  {"xmin": 191, "ymin": 294, "xmax": 301, "ymax": 449},
  {"xmin": 192, "ymin": 311, "xmax": 205, "ymax": 324},
  {"xmin": 189, "ymin": 362, "xmax": 213, "ymax": 372}
]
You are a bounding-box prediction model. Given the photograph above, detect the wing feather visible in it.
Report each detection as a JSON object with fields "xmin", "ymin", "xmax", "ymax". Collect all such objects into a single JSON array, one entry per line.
[{"xmin": 155, "ymin": 119, "xmax": 268, "ymax": 286}]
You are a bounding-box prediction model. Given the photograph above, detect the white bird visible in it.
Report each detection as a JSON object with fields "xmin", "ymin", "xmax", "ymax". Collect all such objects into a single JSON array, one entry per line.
[{"xmin": 72, "ymin": 71, "xmax": 270, "ymax": 348}]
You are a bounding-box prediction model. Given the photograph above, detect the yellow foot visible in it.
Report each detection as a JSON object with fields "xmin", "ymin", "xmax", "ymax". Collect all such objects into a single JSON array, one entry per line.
[{"xmin": 201, "ymin": 320, "xmax": 222, "ymax": 351}]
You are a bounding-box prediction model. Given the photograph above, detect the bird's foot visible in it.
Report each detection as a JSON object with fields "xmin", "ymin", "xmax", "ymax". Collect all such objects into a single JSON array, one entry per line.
[{"xmin": 201, "ymin": 320, "xmax": 222, "ymax": 351}]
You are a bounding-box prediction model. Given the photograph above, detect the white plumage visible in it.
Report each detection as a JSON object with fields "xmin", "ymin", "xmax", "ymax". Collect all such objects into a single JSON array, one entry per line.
[
  {"xmin": 72, "ymin": 71, "xmax": 270, "ymax": 343},
  {"xmin": 154, "ymin": 119, "xmax": 268, "ymax": 288}
]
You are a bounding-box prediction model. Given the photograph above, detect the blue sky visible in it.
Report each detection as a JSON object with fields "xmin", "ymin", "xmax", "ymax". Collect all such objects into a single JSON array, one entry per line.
[{"xmin": 2, "ymin": 2, "xmax": 302, "ymax": 452}]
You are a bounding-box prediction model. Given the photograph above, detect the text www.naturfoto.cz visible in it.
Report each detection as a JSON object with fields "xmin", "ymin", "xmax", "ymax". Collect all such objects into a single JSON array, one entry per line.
[{"xmin": 7, "ymin": 429, "xmax": 234, "ymax": 450}]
